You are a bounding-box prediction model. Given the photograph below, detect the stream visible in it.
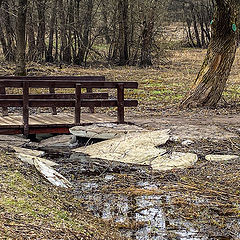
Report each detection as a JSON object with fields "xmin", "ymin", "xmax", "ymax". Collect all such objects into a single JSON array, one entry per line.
[
  {"xmin": 44, "ymin": 149, "xmax": 208, "ymax": 240},
  {"xmin": 29, "ymin": 133, "xmax": 239, "ymax": 240}
]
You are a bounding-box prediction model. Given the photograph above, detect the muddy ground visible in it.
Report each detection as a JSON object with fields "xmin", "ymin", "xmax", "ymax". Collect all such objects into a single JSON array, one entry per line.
[{"xmin": 45, "ymin": 110, "xmax": 240, "ymax": 240}]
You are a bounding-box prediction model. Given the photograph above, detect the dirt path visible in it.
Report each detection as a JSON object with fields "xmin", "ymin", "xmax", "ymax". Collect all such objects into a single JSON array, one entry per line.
[{"xmin": 129, "ymin": 112, "xmax": 240, "ymax": 141}]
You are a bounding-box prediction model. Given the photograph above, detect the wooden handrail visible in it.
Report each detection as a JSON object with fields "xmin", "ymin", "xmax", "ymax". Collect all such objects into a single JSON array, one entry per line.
[
  {"xmin": 0, "ymin": 78, "xmax": 138, "ymax": 136},
  {"xmin": 0, "ymin": 80, "xmax": 138, "ymax": 89}
]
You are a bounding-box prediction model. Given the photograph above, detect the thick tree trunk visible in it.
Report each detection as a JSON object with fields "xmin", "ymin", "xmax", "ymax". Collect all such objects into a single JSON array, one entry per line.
[
  {"xmin": 15, "ymin": 0, "xmax": 28, "ymax": 76},
  {"xmin": 180, "ymin": 0, "xmax": 239, "ymax": 108}
]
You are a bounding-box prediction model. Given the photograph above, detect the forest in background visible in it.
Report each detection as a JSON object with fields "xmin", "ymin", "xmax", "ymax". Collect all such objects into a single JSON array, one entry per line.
[{"xmin": 0, "ymin": 0, "xmax": 214, "ymax": 67}]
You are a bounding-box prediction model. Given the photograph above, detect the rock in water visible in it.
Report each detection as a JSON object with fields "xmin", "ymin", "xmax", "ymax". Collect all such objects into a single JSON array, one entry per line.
[
  {"xmin": 74, "ymin": 130, "xmax": 198, "ymax": 170},
  {"xmin": 73, "ymin": 129, "xmax": 198, "ymax": 170},
  {"xmin": 70, "ymin": 123, "xmax": 146, "ymax": 140},
  {"xmin": 151, "ymin": 152, "xmax": 198, "ymax": 171},
  {"xmin": 205, "ymin": 154, "xmax": 239, "ymax": 162},
  {"xmin": 0, "ymin": 135, "xmax": 30, "ymax": 148},
  {"xmin": 13, "ymin": 146, "xmax": 45, "ymax": 157},
  {"xmin": 74, "ymin": 129, "xmax": 170, "ymax": 163},
  {"xmin": 39, "ymin": 134, "xmax": 78, "ymax": 150}
]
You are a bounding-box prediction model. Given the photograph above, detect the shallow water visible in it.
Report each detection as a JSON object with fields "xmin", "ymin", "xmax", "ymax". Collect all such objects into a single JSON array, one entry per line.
[{"xmin": 74, "ymin": 178, "xmax": 207, "ymax": 240}]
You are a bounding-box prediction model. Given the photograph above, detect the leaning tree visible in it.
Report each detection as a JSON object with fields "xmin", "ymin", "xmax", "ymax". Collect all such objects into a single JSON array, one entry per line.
[{"xmin": 180, "ymin": 0, "xmax": 240, "ymax": 108}]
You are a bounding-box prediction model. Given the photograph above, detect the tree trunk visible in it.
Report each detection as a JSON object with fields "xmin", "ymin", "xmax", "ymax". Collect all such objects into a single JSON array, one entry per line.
[
  {"xmin": 2, "ymin": 1, "xmax": 16, "ymax": 61},
  {"xmin": 77, "ymin": 0, "xmax": 93, "ymax": 66},
  {"xmin": 101, "ymin": 0, "xmax": 111, "ymax": 44},
  {"xmin": 46, "ymin": 0, "xmax": 57, "ymax": 62},
  {"xmin": 26, "ymin": 1, "xmax": 36, "ymax": 61},
  {"xmin": 15, "ymin": 0, "xmax": 28, "ymax": 76},
  {"xmin": 180, "ymin": 0, "xmax": 239, "ymax": 108},
  {"xmin": 118, "ymin": 0, "xmax": 129, "ymax": 66},
  {"xmin": 0, "ymin": 23, "xmax": 9, "ymax": 59},
  {"xmin": 58, "ymin": 0, "xmax": 71, "ymax": 64},
  {"xmin": 36, "ymin": 0, "xmax": 46, "ymax": 61},
  {"xmin": 140, "ymin": 6, "xmax": 155, "ymax": 67}
]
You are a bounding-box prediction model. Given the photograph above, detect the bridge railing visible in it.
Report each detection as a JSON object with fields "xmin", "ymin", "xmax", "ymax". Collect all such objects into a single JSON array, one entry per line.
[{"xmin": 0, "ymin": 77, "xmax": 138, "ymax": 136}]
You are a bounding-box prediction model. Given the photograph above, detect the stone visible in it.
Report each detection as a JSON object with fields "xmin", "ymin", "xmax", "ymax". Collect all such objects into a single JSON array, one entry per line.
[
  {"xmin": 70, "ymin": 123, "xmax": 146, "ymax": 140},
  {"xmin": 181, "ymin": 140, "xmax": 194, "ymax": 146},
  {"xmin": 13, "ymin": 146, "xmax": 45, "ymax": 157},
  {"xmin": 151, "ymin": 152, "xmax": 198, "ymax": 171},
  {"xmin": 17, "ymin": 153, "xmax": 59, "ymax": 167},
  {"xmin": 0, "ymin": 135, "xmax": 30, "ymax": 148},
  {"xmin": 39, "ymin": 134, "xmax": 78, "ymax": 149},
  {"xmin": 74, "ymin": 129, "xmax": 198, "ymax": 171},
  {"xmin": 205, "ymin": 154, "xmax": 239, "ymax": 162}
]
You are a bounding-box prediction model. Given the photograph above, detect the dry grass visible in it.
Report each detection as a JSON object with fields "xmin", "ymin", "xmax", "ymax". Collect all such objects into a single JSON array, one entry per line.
[
  {"xmin": 0, "ymin": 150, "xmax": 126, "ymax": 240},
  {"xmin": 1, "ymin": 47, "xmax": 240, "ymax": 118}
]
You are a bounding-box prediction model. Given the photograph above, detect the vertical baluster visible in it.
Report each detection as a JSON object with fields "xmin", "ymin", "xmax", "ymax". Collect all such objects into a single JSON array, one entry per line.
[
  {"xmin": 23, "ymin": 81, "xmax": 29, "ymax": 136},
  {"xmin": 75, "ymin": 84, "xmax": 82, "ymax": 125},
  {"xmin": 117, "ymin": 83, "xmax": 124, "ymax": 124}
]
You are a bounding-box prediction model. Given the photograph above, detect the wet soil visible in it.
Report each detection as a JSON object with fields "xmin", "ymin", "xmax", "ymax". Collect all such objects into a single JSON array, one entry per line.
[{"xmin": 39, "ymin": 113, "xmax": 240, "ymax": 240}]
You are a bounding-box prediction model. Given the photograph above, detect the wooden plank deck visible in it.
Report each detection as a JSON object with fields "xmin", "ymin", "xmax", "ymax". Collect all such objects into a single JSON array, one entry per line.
[{"xmin": 0, "ymin": 113, "xmax": 115, "ymax": 135}]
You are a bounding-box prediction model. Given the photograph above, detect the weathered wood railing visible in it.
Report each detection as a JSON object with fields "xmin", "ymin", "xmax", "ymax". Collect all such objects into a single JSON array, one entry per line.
[
  {"xmin": 0, "ymin": 77, "xmax": 138, "ymax": 136},
  {"xmin": 0, "ymin": 75, "xmax": 106, "ymax": 115}
]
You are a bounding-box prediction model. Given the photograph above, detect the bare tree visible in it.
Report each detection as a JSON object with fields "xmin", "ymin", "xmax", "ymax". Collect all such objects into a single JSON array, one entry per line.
[
  {"xmin": 139, "ymin": 1, "xmax": 156, "ymax": 66},
  {"xmin": 46, "ymin": 0, "xmax": 58, "ymax": 62},
  {"xmin": 118, "ymin": 0, "xmax": 129, "ymax": 65},
  {"xmin": 180, "ymin": 0, "xmax": 240, "ymax": 108},
  {"xmin": 15, "ymin": 0, "xmax": 28, "ymax": 76}
]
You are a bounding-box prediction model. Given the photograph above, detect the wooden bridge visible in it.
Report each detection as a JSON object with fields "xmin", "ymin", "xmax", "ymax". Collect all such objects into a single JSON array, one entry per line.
[{"xmin": 0, "ymin": 76, "xmax": 138, "ymax": 136}]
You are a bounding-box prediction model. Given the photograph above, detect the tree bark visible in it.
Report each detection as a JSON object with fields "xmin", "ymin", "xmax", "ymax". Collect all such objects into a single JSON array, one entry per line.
[
  {"xmin": 26, "ymin": 1, "xmax": 36, "ymax": 61},
  {"xmin": 140, "ymin": 5, "xmax": 155, "ymax": 67},
  {"xmin": 36, "ymin": 0, "xmax": 46, "ymax": 61},
  {"xmin": 15, "ymin": 0, "xmax": 28, "ymax": 76},
  {"xmin": 101, "ymin": 0, "xmax": 111, "ymax": 44},
  {"xmin": 180, "ymin": 0, "xmax": 239, "ymax": 108},
  {"xmin": 0, "ymin": 23, "xmax": 8, "ymax": 59},
  {"xmin": 46, "ymin": 0, "xmax": 57, "ymax": 62},
  {"xmin": 118, "ymin": 0, "xmax": 129, "ymax": 66},
  {"xmin": 2, "ymin": 1, "xmax": 16, "ymax": 61},
  {"xmin": 58, "ymin": 0, "xmax": 71, "ymax": 64}
]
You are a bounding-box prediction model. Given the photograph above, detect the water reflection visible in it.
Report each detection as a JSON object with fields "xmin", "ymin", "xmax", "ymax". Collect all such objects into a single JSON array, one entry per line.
[{"xmin": 76, "ymin": 179, "xmax": 206, "ymax": 240}]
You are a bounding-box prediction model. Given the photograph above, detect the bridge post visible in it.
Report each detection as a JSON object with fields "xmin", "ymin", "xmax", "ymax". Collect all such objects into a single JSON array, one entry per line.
[
  {"xmin": 49, "ymin": 83, "xmax": 57, "ymax": 115},
  {"xmin": 0, "ymin": 87, "xmax": 8, "ymax": 116},
  {"xmin": 75, "ymin": 84, "xmax": 82, "ymax": 125},
  {"xmin": 23, "ymin": 81, "xmax": 29, "ymax": 136},
  {"xmin": 87, "ymin": 87, "xmax": 94, "ymax": 113},
  {"xmin": 117, "ymin": 83, "xmax": 124, "ymax": 124}
]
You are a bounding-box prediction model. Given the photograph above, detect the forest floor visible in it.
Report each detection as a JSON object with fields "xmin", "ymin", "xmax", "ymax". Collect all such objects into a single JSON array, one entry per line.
[{"xmin": 0, "ymin": 47, "xmax": 239, "ymax": 239}]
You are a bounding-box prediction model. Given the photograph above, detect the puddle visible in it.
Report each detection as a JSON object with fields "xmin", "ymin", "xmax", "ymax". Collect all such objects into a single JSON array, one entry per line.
[{"xmin": 70, "ymin": 175, "xmax": 208, "ymax": 240}]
